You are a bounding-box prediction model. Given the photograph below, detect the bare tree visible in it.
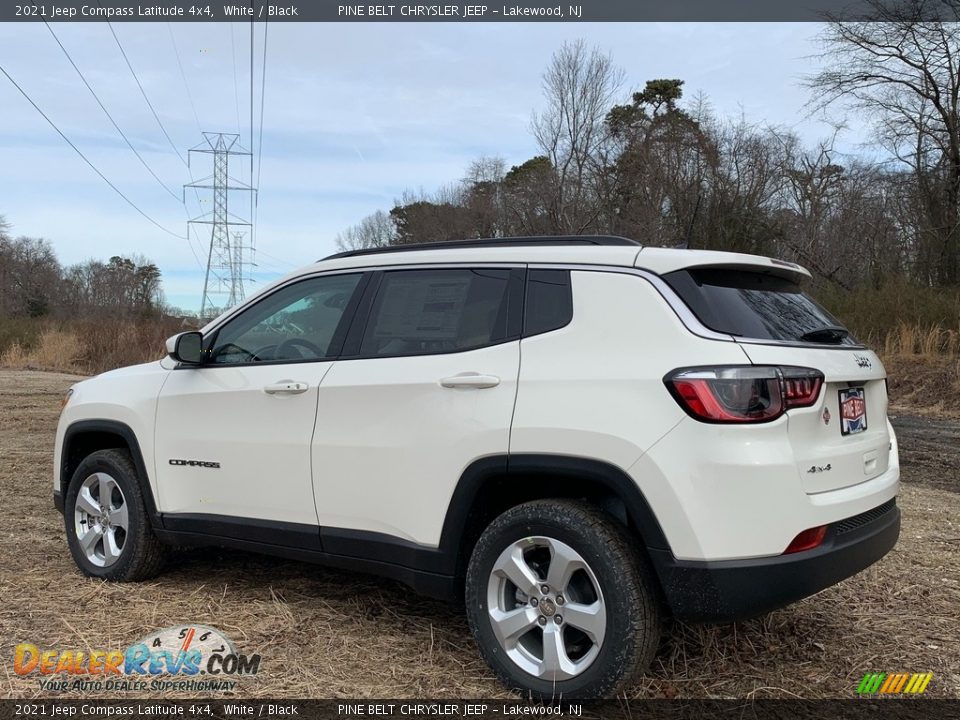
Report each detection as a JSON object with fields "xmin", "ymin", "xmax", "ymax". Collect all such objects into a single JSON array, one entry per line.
[
  {"xmin": 807, "ymin": 1, "xmax": 960, "ymax": 282},
  {"xmin": 532, "ymin": 40, "xmax": 625, "ymax": 233},
  {"xmin": 462, "ymin": 156, "xmax": 508, "ymax": 237},
  {"xmin": 0, "ymin": 235, "xmax": 60, "ymax": 317},
  {"xmin": 60, "ymin": 255, "xmax": 163, "ymax": 317},
  {"xmin": 464, "ymin": 156, "xmax": 507, "ymax": 186},
  {"xmin": 333, "ymin": 210, "xmax": 397, "ymax": 251}
]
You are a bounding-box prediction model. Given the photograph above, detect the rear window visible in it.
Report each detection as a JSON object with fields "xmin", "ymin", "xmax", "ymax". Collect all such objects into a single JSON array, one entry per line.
[{"xmin": 663, "ymin": 268, "xmax": 858, "ymax": 346}]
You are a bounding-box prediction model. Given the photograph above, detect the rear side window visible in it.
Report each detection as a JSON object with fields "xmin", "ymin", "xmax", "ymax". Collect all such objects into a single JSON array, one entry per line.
[
  {"xmin": 524, "ymin": 269, "xmax": 572, "ymax": 336},
  {"xmin": 360, "ymin": 268, "xmax": 513, "ymax": 357},
  {"xmin": 663, "ymin": 268, "xmax": 858, "ymax": 345}
]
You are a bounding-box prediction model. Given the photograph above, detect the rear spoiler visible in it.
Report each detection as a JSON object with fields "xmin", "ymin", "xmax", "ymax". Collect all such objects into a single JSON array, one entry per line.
[{"xmin": 635, "ymin": 247, "xmax": 811, "ymax": 283}]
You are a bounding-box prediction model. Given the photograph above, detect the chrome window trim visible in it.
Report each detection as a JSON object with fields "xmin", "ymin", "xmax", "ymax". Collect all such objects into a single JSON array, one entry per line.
[
  {"xmin": 201, "ymin": 263, "xmax": 526, "ymax": 338},
  {"xmin": 531, "ymin": 263, "xmax": 737, "ymax": 343},
  {"xmin": 202, "ymin": 260, "xmax": 866, "ymax": 352},
  {"xmin": 529, "ymin": 263, "xmax": 867, "ymax": 351}
]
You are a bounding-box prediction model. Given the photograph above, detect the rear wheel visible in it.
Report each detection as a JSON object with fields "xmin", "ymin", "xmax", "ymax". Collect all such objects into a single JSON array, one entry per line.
[
  {"xmin": 465, "ymin": 499, "xmax": 662, "ymax": 699},
  {"xmin": 64, "ymin": 449, "xmax": 166, "ymax": 581}
]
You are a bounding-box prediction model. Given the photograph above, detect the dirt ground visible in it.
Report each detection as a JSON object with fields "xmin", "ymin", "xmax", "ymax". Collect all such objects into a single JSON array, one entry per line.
[{"xmin": 0, "ymin": 369, "xmax": 957, "ymax": 700}]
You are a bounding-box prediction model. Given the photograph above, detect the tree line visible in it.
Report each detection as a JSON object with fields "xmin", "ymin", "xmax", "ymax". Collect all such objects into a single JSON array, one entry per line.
[
  {"xmin": 336, "ymin": 4, "xmax": 960, "ymax": 295},
  {"xmin": 0, "ymin": 216, "xmax": 163, "ymax": 319}
]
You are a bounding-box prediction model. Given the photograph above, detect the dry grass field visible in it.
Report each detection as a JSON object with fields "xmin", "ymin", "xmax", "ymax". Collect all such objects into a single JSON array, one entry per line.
[{"xmin": 0, "ymin": 369, "xmax": 957, "ymax": 700}]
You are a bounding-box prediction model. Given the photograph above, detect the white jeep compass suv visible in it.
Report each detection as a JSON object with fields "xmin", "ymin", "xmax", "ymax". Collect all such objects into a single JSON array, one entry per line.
[{"xmin": 54, "ymin": 236, "xmax": 900, "ymax": 698}]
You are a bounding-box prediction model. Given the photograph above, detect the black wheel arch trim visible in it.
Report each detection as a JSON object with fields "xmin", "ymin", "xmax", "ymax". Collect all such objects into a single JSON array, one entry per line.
[
  {"xmin": 326, "ymin": 454, "xmax": 673, "ymax": 578},
  {"xmin": 59, "ymin": 419, "xmax": 161, "ymax": 527}
]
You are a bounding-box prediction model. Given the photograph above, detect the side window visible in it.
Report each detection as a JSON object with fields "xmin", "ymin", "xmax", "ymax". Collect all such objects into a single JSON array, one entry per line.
[
  {"xmin": 359, "ymin": 268, "xmax": 512, "ymax": 357},
  {"xmin": 524, "ymin": 269, "xmax": 572, "ymax": 336},
  {"xmin": 209, "ymin": 273, "xmax": 362, "ymax": 364}
]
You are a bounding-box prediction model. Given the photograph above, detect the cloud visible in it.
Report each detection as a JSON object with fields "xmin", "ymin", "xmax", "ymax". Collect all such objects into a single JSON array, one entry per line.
[{"xmin": 0, "ymin": 21, "xmax": 861, "ymax": 310}]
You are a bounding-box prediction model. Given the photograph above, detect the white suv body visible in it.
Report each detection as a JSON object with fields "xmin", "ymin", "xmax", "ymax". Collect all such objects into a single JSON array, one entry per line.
[{"xmin": 53, "ymin": 237, "xmax": 900, "ymax": 698}]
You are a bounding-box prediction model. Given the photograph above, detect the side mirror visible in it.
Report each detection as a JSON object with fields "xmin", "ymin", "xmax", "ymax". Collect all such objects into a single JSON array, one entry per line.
[{"xmin": 166, "ymin": 331, "xmax": 204, "ymax": 365}]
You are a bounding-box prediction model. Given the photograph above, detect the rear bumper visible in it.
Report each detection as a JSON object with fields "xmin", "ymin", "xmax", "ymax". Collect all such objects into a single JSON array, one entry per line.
[{"xmin": 650, "ymin": 500, "xmax": 900, "ymax": 623}]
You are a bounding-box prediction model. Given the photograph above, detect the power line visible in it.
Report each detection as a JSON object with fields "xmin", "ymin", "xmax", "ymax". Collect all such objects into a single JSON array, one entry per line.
[
  {"xmin": 156, "ymin": 20, "xmax": 217, "ymax": 269},
  {"xmin": 163, "ymin": 22, "xmax": 208, "ymax": 269},
  {"xmin": 256, "ymin": 21, "xmax": 268, "ymax": 195},
  {"xmin": 44, "ymin": 21, "xmax": 182, "ymax": 202},
  {"xmin": 249, "ymin": 20, "xmax": 254, "ymax": 168},
  {"xmin": 230, "ymin": 24, "xmax": 242, "ymax": 139},
  {"xmin": 48, "ymin": 21, "xmax": 204, "ymax": 269},
  {"xmin": 14, "ymin": 30, "xmax": 202, "ymax": 268},
  {"xmin": 166, "ymin": 22, "xmax": 202, "ymax": 136},
  {"xmin": 249, "ymin": 19, "xmax": 257, "ymax": 276},
  {"xmin": 106, "ymin": 21, "xmax": 189, "ymax": 167},
  {"xmin": 0, "ymin": 63, "xmax": 186, "ymax": 240},
  {"xmin": 246, "ymin": 20, "xmax": 268, "ymax": 275},
  {"xmin": 256, "ymin": 248, "xmax": 297, "ymax": 269},
  {"xmin": 184, "ymin": 219, "xmax": 205, "ymax": 270}
]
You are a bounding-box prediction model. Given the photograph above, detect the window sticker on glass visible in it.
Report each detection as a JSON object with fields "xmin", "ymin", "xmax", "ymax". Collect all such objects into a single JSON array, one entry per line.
[{"xmin": 374, "ymin": 277, "xmax": 469, "ymax": 340}]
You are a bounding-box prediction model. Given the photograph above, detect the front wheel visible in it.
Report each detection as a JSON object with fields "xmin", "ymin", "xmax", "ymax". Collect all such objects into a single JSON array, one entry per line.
[
  {"xmin": 64, "ymin": 449, "xmax": 166, "ymax": 581},
  {"xmin": 465, "ymin": 500, "xmax": 662, "ymax": 699}
]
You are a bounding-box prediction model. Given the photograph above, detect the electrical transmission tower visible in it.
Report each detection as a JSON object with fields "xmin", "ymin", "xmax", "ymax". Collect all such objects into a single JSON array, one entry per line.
[{"xmin": 185, "ymin": 132, "xmax": 256, "ymax": 319}]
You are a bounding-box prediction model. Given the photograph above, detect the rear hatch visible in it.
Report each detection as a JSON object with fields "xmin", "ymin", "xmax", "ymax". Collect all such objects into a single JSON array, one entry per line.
[{"xmin": 662, "ymin": 266, "xmax": 891, "ymax": 494}]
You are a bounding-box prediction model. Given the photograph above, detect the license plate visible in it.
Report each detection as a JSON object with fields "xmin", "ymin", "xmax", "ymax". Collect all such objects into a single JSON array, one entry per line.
[{"xmin": 839, "ymin": 387, "xmax": 868, "ymax": 435}]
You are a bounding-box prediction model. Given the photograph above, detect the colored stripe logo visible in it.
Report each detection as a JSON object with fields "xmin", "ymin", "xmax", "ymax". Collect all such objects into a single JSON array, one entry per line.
[{"xmin": 857, "ymin": 672, "xmax": 932, "ymax": 695}]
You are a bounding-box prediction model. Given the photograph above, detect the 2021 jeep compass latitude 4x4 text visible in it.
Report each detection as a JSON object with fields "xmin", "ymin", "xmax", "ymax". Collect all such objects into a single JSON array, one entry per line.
[{"xmin": 54, "ymin": 236, "xmax": 900, "ymax": 698}]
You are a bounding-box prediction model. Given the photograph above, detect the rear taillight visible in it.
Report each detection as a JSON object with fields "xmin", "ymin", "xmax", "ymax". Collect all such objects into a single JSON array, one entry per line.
[
  {"xmin": 780, "ymin": 366, "xmax": 824, "ymax": 408},
  {"xmin": 665, "ymin": 366, "xmax": 823, "ymax": 424},
  {"xmin": 783, "ymin": 525, "xmax": 827, "ymax": 554}
]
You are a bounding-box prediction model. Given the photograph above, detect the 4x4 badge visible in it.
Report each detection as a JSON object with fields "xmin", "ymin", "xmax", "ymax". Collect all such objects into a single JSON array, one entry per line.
[
  {"xmin": 822, "ymin": 408, "xmax": 831, "ymax": 425},
  {"xmin": 854, "ymin": 354, "xmax": 872, "ymax": 369}
]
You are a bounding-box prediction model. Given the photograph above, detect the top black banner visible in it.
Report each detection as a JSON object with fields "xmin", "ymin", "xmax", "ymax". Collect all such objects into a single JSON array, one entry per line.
[{"xmin": 5, "ymin": 0, "xmax": 960, "ymax": 23}]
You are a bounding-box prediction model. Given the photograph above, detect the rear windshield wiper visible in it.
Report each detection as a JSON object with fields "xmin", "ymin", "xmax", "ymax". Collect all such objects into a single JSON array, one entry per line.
[{"xmin": 800, "ymin": 325, "xmax": 849, "ymax": 344}]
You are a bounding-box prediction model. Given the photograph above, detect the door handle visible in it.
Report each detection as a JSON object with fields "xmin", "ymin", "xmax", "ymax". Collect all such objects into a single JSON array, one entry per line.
[
  {"xmin": 264, "ymin": 380, "xmax": 309, "ymax": 395},
  {"xmin": 440, "ymin": 373, "xmax": 501, "ymax": 389}
]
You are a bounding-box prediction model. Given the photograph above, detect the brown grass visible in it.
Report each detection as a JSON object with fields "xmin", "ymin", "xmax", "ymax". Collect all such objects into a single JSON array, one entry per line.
[
  {"xmin": 1, "ymin": 327, "xmax": 82, "ymax": 374},
  {"xmin": 819, "ymin": 279, "xmax": 960, "ymax": 345},
  {"xmin": 0, "ymin": 370, "xmax": 957, "ymax": 700},
  {"xmin": 883, "ymin": 355, "xmax": 960, "ymax": 420},
  {"xmin": 0, "ymin": 318, "xmax": 180, "ymax": 376},
  {"xmin": 879, "ymin": 323, "xmax": 960, "ymax": 357}
]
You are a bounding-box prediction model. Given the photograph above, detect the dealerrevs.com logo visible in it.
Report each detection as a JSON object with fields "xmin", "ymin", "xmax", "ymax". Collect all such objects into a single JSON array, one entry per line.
[{"xmin": 14, "ymin": 625, "xmax": 260, "ymax": 692}]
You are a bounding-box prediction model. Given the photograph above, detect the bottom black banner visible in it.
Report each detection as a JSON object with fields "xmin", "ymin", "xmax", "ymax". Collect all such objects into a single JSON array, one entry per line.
[{"xmin": 1, "ymin": 700, "xmax": 959, "ymax": 720}]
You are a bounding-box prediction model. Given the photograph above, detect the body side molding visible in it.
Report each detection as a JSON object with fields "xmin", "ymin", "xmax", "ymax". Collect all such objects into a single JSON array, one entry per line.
[{"xmin": 162, "ymin": 513, "xmax": 322, "ymax": 550}]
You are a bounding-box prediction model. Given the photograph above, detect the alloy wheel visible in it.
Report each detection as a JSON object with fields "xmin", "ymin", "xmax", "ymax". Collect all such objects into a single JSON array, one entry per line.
[
  {"xmin": 486, "ymin": 536, "xmax": 606, "ymax": 680},
  {"xmin": 73, "ymin": 472, "xmax": 129, "ymax": 568}
]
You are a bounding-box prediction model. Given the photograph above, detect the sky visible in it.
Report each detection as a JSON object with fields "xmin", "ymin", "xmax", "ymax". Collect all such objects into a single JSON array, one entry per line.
[{"xmin": 0, "ymin": 22, "xmax": 869, "ymax": 311}]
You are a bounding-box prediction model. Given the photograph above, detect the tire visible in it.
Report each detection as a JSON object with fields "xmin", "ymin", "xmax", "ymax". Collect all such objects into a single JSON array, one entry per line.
[
  {"xmin": 63, "ymin": 448, "xmax": 166, "ymax": 581},
  {"xmin": 465, "ymin": 499, "xmax": 662, "ymax": 700}
]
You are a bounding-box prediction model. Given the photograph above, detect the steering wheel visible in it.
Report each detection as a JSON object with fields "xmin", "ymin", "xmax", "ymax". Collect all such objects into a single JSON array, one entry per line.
[
  {"xmin": 275, "ymin": 337, "xmax": 324, "ymax": 360},
  {"xmin": 211, "ymin": 342, "xmax": 255, "ymax": 363},
  {"xmin": 250, "ymin": 344, "xmax": 279, "ymax": 361}
]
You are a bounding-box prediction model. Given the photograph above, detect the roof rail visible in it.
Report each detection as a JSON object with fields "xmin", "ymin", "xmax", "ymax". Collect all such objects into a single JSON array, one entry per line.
[{"xmin": 321, "ymin": 235, "xmax": 641, "ymax": 261}]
